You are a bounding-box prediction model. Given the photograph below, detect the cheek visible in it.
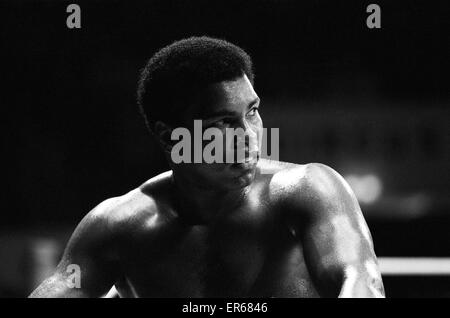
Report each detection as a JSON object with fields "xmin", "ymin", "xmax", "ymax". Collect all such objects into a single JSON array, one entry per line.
[
  {"xmin": 251, "ymin": 119, "xmax": 264, "ymax": 150},
  {"xmin": 250, "ymin": 115, "xmax": 263, "ymax": 133}
]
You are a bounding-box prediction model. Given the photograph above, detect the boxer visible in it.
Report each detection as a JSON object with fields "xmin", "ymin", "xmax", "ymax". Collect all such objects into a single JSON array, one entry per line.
[{"xmin": 30, "ymin": 36, "xmax": 385, "ymax": 298}]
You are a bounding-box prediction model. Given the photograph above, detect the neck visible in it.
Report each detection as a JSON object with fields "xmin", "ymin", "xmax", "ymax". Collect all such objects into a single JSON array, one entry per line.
[{"xmin": 170, "ymin": 170, "xmax": 250, "ymax": 224}]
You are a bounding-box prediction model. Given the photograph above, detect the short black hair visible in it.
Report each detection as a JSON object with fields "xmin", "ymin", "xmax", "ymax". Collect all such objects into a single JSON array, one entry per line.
[{"xmin": 137, "ymin": 36, "xmax": 254, "ymax": 133}]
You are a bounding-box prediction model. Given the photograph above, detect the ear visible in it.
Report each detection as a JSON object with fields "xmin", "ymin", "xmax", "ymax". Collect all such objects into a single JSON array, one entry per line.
[{"xmin": 154, "ymin": 121, "xmax": 174, "ymax": 153}]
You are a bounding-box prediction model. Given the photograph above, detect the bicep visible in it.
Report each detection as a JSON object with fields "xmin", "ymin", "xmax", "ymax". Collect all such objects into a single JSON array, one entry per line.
[
  {"xmin": 29, "ymin": 201, "xmax": 120, "ymax": 298},
  {"xmin": 28, "ymin": 271, "xmax": 88, "ymax": 298},
  {"xmin": 294, "ymin": 164, "xmax": 384, "ymax": 297},
  {"xmin": 302, "ymin": 207, "xmax": 383, "ymax": 297}
]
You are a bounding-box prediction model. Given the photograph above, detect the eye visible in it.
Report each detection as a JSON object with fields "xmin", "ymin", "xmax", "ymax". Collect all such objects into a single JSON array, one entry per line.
[{"xmin": 247, "ymin": 107, "xmax": 259, "ymax": 117}]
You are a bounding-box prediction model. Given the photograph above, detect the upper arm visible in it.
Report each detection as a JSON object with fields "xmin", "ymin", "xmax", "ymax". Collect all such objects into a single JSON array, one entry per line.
[
  {"xmin": 286, "ymin": 163, "xmax": 384, "ymax": 297},
  {"xmin": 29, "ymin": 198, "xmax": 121, "ymax": 298}
]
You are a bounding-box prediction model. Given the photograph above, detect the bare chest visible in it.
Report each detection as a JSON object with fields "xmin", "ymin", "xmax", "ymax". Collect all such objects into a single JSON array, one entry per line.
[{"xmin": 116, "ymin": 201, "xmax": 319, "ymax": 297}]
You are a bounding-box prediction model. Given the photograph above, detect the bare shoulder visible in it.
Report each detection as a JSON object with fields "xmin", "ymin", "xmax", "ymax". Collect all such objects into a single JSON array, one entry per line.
[
  {"xmin": 83, "ymin": 171, "xmax": 176, "ymax": 236},
  {"xmin": 260, "ymin": 160, "xmax": 359, "ymax": 218},
  {"xmin": 259, "ymin": 159, "xmax": 345, "ymax": 185}
]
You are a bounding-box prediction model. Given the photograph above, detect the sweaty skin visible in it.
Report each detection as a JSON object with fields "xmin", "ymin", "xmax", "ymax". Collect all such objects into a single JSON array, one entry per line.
[
  {"xmin": 29, "ymin": 75, "xmax": 385, "ymax": 298},
  {"xmin": 29, "ymin": 162, "xmax": 384, "ymax": 298}
]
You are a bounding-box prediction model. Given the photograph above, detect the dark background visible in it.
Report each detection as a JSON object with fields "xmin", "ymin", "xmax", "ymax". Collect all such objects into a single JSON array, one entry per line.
[{"xmin": 1, "ymin": 0, "xmax": 449, "ymax": 297}]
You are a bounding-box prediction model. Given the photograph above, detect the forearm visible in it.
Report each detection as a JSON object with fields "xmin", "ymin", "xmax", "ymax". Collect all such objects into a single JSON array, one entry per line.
[{"xmin": 338, "ymin": 267, "xmax": 385, "ymax": 298}]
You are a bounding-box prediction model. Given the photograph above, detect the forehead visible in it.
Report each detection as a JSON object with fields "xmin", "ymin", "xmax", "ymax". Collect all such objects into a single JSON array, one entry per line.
[{"xmin": 188, "ymin": 74, "xmax": 258, "ymax": 118}]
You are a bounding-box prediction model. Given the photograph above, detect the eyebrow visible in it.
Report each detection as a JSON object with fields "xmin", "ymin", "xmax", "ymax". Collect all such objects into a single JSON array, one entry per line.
[{"xmin": 205, "ymin": 97, "xmax": 260, "ymax": 119}]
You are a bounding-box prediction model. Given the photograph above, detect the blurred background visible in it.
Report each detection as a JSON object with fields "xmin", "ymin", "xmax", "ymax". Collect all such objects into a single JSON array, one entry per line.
[{"xmin": 1, "ymin": 0, "xmax": 449, "ymax": 297}]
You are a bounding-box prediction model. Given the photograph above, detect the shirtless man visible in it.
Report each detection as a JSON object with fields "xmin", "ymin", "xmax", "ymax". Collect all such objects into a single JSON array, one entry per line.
[{"xmin": 30, "ymin": 36, "xmax": 385, "ymax": 298}]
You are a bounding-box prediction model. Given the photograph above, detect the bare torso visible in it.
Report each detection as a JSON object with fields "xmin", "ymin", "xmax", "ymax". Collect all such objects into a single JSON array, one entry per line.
[
  {"xmin": 112, "ymin": 160, "xmax": 320, "ymax": 297},
  {"xmin": 29, "ymin": 160, "xmax": 384, "ymax": 298}
]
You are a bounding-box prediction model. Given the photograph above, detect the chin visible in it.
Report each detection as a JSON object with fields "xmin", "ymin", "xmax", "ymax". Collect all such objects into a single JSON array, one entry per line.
[{"xmin": 231, "ymin": 165, "xmax": 257, "ymax": 188}]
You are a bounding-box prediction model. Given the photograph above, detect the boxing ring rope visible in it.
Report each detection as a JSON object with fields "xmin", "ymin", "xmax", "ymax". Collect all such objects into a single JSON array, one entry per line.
[{"xmin": 378, "ymin": 257, "xmax": 450, "ymax": 276}]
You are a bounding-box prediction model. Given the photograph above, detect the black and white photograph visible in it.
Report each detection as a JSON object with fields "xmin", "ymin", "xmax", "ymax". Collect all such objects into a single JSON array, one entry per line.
[{"xmin": 1, "ymin": 0, "xmax": 449, "ymax": 300}]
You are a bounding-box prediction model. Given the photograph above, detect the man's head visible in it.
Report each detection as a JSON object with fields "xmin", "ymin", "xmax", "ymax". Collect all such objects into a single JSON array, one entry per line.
[{"xmin": 137, "ymin": 36, "xmax": 262, "ymax": 190}]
